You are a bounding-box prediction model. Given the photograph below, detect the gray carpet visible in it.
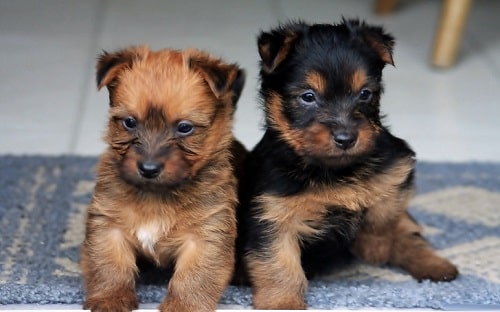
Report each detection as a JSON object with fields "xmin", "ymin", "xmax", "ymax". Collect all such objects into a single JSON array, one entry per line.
[{"xmin": 1, "ymin": 155, "xmax": 499, "ymax": 309}]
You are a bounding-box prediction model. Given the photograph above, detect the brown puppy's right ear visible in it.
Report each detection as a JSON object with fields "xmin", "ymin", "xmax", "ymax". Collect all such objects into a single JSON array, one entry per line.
[
  {"xmin": 188, "ymin": 51, "xmax": 246, "ymax": 108},
  {"xmin": 257, "ymin": 21, "xmax": 307, "ymax": 73},
  {"xmin": 96, "ymin": 46, "xmax": 148, "ymax": 90}
]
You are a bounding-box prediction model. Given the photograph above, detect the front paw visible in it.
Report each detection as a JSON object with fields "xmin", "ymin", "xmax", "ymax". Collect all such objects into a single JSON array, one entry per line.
[
  {"xmin": 84, "ymin": 293, "xmax": 138, "ymax": 312},
  {"xmin": 409, "ymin": 256, "xmax": 459, "ymax": 282}
]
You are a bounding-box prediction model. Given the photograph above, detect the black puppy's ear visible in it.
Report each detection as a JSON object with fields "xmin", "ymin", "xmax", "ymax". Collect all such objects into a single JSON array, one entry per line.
[
  {"xmin": 188, "ymin": 50, "xmax": 246, "ymax": 107},
  {"xmin": 96, "ymin": 46, "xmax": 148, "ymax": 90},
  {"xmin": 258, "ymin": 21, "xmax": 307, "ymax": 73},
  {"xmin": 364, "ymin": 26, "xmax": 395, "ymax": 66},
  {"xmin": 344, "ymin": 18, "xmax": 395, "ymax": 66}
]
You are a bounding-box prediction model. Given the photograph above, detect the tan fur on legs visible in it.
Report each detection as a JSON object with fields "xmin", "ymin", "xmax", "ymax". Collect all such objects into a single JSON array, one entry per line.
[
  {"xmin": 80, "ymin": 220, "xmax": 138, "ymax": 311},
  {"xmin": 352, "ymin": 210, "xmax": 458, "ymax": 282},
  {"xmin": 351, "ymin": 158, "xmax": 458, "ymax": 282},
  {"xmin": 246, "ymin": 231, "xmax": 307, "ymax": 309},
  {"xmin": 159, "ymin": 211, "xmax": 236, "ymax": 312},
  {"xmin": 390, "ymin": 213, "xmax": 459, "ymax": 281}
]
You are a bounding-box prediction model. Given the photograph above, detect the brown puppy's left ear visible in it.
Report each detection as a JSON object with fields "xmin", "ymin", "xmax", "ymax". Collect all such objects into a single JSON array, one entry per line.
[
  {"xmin": 189, "ymin": 53, "xmax": 246, "ymax": 107},
  {"xmin": 96, "ymin": 46, "xmax": 149, "ymax": 90}
]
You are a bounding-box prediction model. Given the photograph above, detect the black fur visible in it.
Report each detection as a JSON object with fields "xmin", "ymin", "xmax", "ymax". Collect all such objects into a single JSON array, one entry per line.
[
  {"xmin": 236, "ymin": 19, "xmax": 415, "ymax": 281},
  {"xmin": 300, "ymin": 206, "xmax": 363, "ymax": 279}
]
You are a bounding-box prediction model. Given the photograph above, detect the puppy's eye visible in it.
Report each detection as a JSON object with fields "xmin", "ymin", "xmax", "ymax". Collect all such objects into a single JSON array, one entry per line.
[
  {"xmin": 122, "ymin": 117, "xmax": 137, "ymax": 130},
  {"xmin": 176, "ymin": 121, "xmax": 194, "ymax": 136},
  {"xmin": 358, "ymin": 88, "xmax": 373, "ymax": 102},
  {"xmin": 298, "ymin": 90, "xmax": 317, "ymax": 106}
]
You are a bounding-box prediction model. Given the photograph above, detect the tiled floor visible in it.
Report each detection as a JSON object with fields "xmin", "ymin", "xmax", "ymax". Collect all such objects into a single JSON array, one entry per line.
[{"xmin": 1, "ymin": 0, "xmax": 500, "ymax": 162}]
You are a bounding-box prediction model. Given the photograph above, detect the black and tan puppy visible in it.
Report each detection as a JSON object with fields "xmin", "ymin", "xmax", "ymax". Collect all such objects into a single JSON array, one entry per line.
[
  {"xmin": 80, "ymin": 46, "xmax": 245, "ymax": 312},
  {"xmin": 237, "ymin": 19, "xmax": 458, "ymax": 309}
]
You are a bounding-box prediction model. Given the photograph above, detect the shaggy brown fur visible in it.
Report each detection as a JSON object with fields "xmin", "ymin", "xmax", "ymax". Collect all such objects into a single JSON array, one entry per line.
[
  {"xmin": 80, "ymin": 46, "xmax": 245, "ymax": 312},
  {"xmin": 236, "ymin": 20, "xmax": 458, "ymax": 309}
]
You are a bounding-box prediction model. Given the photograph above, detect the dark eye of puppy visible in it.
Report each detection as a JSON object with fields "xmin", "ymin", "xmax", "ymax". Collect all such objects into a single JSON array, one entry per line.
[
  {"xmin": 176, "ymin": 120, "xmax": 194, "ymax": 136},
  {"xmin": 358, "ymin": 88, "xmax": 373, "ymax": 103},
  {"xmin": 122, "ymin": 116, "xmax": 137, "ymax": 131},
  {"xmin": 298, "ymin": 90, "xmax": 317, "ymax": 106}
]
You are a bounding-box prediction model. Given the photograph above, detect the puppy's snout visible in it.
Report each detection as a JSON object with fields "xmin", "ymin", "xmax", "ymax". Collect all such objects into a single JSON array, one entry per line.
[
  {"xmin": 333, "ymin": 131, "xmax": 357, "ymax": 150},
  {"xmin": 137, "ymin": 160, "xmax": 163, "ymax": 179}
]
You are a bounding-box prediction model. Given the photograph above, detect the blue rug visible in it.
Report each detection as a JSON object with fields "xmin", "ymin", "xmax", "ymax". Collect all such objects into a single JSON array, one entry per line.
[{"xmin": 0, "ymin": 155, "xmax": 499, "ymax": 309}]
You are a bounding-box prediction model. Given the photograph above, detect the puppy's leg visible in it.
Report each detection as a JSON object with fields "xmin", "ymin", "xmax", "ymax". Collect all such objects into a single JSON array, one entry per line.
[
  {"xmin": 81, "ymin": 218, "xmax": 138, "ymax": 312},
  {"xmin": 389, "ymin": 212, "xmax": 458, "ymax": 281},
  {"xmin": 246, "ymin": 232, "xmax": 307, "ymax": 310},
  {"xmin": 352, "ymin": 208, "xmax": 458, "ymax": 282},
  {"xmin": 159, "ymin": 231, "xmax": 235, "ymax": 312}
]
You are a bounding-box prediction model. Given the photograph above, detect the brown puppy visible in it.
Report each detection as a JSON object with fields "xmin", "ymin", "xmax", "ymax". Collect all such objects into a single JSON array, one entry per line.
[
  {"xmin": 236, "ymin": 19, "xmax": 458, "ymax": 309},
  {"xmin": 80, "ymin": 46, "xmax": 245, "ymax": 312}
]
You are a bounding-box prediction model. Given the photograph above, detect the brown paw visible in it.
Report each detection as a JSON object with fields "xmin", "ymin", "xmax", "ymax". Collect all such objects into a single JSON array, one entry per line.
[
  {"xmin": 254, "ymin": 295, "xmax": 306, "ymax": 310},
  {"xmin": 159, "ymin": 297, "xmax": 216, "ymax": 312},
  {"xmin": 84, "ymin": 294, "xmax": 138, "ymax": 312},
  {"xmin": 410, "ymin": 257, "xmax": 459, "ymax": 282}
]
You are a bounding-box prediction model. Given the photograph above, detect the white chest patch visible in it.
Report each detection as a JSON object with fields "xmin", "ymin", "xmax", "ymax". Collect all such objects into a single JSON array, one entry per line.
[{"xmin": 136, "ymin": 223, "xmax": 161, "ymax": 255}]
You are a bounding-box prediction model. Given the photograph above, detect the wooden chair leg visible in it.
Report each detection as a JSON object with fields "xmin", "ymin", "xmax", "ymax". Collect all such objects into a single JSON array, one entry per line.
[
  {"xmin": 431, "ymin": 0, "xmax": 473, "ymax": 68},
  {"xmin": 375, "ymin": 0, "xmax": 398, "ymax": 15}
]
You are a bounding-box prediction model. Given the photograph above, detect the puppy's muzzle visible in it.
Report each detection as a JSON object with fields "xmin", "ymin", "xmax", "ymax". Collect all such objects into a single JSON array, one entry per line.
[{"xmin": 137, "ymin": 160, "xmax": 163, "ymax": 179}]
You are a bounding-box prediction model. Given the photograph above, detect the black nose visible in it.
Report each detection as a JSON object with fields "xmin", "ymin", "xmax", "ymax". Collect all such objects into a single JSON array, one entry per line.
[
  {"xmin": 333, "ymin": 131, "xmax": 357, "ymax": 150},
  {"xmin": 138, "ymin": 161, "xmax": 163, "ymax": 179}
]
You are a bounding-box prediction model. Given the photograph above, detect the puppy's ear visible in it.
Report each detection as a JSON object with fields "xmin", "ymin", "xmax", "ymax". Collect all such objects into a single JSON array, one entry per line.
[
  {"xmin": 189, "ymin": 52, "xmax": 246, "ymax": 107},
  {"xmin": 344, "ymin": 18, "xmax": 395, "ymax": 66},
  {"xmin": 229, "ymin": 68, "xmax": 246, "ymax": 106},
  {"xmin": 363, "ymin": 27, "xmax": 395, "ymax": 66},
  {"xmin": 96, "ymin": 46, "xmax": 148, "ymax": 90},
  {"xmin": 257, "ymin": 22, "xmax": 306, "ymax": 73}
]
